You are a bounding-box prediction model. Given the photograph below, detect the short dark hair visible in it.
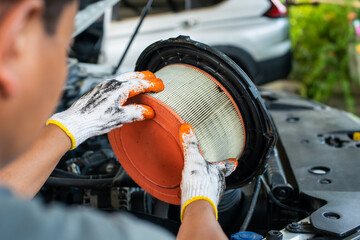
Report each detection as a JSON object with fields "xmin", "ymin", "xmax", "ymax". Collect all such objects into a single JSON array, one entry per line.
[{"xmin": 0, "ymin": 0, "xmax": 77, "ymax": 35}]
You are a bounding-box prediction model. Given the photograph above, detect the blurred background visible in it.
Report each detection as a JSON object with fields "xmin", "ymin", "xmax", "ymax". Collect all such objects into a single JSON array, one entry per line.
[
  {"xmin": 286, "ymin": 0, "xmax": 360, "ymax": 116},
  {"xmin": 73, "ymin": 0, "xmax": 360, "ymax": 115}
]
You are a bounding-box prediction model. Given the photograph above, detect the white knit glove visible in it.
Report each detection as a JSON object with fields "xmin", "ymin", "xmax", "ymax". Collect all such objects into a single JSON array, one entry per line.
[
  {"xmin": 179, "ymin": 123, "xmax": 238, "ymax": 221},
  {"xmin": 47, "ymin": 71, "xmax": 164, "ymax": 150}
]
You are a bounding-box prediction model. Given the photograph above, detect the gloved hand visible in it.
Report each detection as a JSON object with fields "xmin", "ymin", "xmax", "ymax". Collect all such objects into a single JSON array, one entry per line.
[
  {"xmin": 179, "ymin": 123, "xmax": 238, "ymax": 222},
  {"xmin": 47, "ymin": 71, "xmax": 164, "ymax": 150}
]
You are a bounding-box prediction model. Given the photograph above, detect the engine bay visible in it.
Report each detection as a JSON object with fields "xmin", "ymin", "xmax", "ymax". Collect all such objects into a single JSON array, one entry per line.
[{"xmin": 38, "ymin": 58, "xmax": 360, "ymax": 239}]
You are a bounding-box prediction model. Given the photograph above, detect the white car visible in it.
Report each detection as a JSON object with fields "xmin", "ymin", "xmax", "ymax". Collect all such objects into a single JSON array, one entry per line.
[{"xmin": 98, "ymin": 0, "xmax": 291, "ymax": 85}]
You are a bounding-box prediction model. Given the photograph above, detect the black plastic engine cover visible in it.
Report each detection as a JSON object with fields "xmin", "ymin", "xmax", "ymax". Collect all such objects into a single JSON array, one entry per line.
[{"xmin": 265, "ymin": 89, "xmax": 360, "ymax": 237}]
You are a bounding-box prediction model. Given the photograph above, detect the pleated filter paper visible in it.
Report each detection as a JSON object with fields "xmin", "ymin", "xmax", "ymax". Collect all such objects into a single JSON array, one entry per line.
[{"xmin": 147, "ymin": 64, "xmax": 245, "ymax": 163}]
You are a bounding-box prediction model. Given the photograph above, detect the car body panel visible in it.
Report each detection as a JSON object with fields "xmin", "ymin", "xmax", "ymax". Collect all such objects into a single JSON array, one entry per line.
[{"xmin": 100, "ymin": 0, "xmax": 291, "ymax": 82}]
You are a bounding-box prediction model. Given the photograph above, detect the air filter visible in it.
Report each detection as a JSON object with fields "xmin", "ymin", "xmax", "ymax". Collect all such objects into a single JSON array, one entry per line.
[{"xmin": 108, "ymin": 36, "xmax": 277, "ymax": 205}]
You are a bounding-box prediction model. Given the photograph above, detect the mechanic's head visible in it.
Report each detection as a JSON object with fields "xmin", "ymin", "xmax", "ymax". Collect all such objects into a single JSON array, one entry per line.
[{"xmin": 0, "ymin": 0, "xmax": 78, "ymax": 165}]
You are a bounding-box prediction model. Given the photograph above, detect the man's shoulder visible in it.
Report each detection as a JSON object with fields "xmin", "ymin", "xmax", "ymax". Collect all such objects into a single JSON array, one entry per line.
[
  {"xmin": 0, "ymin": 186, "xmax": 175, "ymax": 240},
  {"xmin": 0, "ymin": 186, "xmax": 12, "ymax": 197}
]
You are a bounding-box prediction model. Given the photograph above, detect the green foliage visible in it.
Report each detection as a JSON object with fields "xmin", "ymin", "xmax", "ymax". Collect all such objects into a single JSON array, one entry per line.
[{"xmin": 289, "ymin": 2, "xmax": 357, "ymax": 112}]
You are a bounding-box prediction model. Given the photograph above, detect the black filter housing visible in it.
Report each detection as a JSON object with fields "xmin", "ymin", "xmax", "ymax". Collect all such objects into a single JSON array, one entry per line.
[{"xmin": 135, "ymin": 36, "xmax": 277, "ymax": 187}]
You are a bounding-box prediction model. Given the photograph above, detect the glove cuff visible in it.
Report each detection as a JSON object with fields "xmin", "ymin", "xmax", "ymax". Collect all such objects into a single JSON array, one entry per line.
[
  {"xmin": 46, "ymin": 120, "xmax": 76, "ymax": 150},
  {"xmin": 47, "ymin": 110, "xmax": 95, "ymax": 150},
  {"xmin": 180, "ymin": 196, "xmax": 218, "ymax": 222}
]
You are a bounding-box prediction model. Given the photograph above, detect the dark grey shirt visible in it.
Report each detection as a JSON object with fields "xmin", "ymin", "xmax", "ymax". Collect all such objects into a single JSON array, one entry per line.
[{"xmin": 0, "ymin": 187, "xmax": 175, "ymax": 240}]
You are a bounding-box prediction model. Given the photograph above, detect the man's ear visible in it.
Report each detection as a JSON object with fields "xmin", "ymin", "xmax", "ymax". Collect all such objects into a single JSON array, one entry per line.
[{"xmin": 0, "ymin": 0, "xmax": 43, "ymax": 99}]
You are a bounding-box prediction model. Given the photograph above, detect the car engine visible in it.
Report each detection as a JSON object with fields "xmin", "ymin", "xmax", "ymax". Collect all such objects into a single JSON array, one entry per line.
[
  {"xmin": 35, "ymin": 1, "xmax": 360, "ymax": 238},
  {"xmin": 38, "ymin": 57, "xmax": 360, "ymax": 239}
]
